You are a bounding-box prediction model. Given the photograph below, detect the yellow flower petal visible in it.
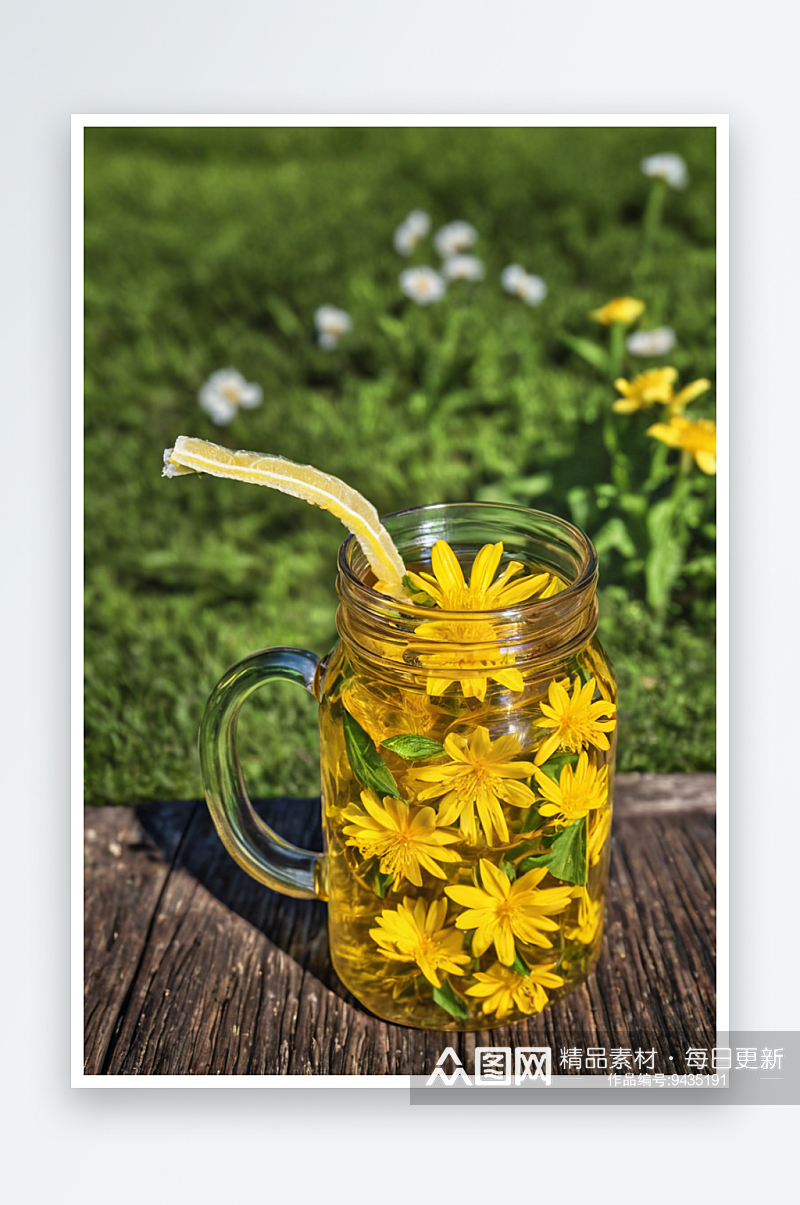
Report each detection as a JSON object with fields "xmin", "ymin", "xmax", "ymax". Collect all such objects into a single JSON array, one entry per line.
[
  {"xmin": 695, "ymin": 449, "xmax": 717, "ymax": 475},
  {"xmin": 590, "ymin": 296, "xmax": 646, "ymax": 325},
  {"xmin": 469, "ymin": 542, "xmax": 504, "ymax": 594},
  {"xmin": 671, "ymin": 377, "xmax": 710, "ymax": 412},
  {"xmin": 430, "ymin": 540, "xmax": 466, "ymax": 596},
  {"xmin": 647, "ymin": 421, "xmax": 682, "ymax": 446},
  {"xmin": 479, "ymin": 858, "xmax": 512, "ymax": 898}
]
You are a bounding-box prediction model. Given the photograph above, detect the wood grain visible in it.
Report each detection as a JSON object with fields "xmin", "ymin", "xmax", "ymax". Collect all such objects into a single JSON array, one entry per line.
[{"xmin": 84, "ymin": 775, "xmax": 716, "ymax": 1076}]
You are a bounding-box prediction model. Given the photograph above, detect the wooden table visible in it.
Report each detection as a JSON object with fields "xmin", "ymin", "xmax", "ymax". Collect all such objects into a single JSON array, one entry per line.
[{"xmin": 84, "ymin": 774, "xmax": 716, "ymax": 1076}]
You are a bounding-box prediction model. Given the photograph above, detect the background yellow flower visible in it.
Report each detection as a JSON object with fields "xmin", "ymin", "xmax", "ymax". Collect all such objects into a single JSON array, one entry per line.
[
  {"xmin": 590, "ymin": 296, "xmax": 646, "ymax": 325},
  {"xmin": 670, "ymin": 377, "xmax": 711, "ymax": 414},
  {"xmin": 613, "ymin": 370, "xmax": 710, "ymax": 415},
  {"xmin": 613, "ymin": 367, "xmax": 677, "ymax": 413},
  {"xmin": 647, "ymin": 415, "xmax": 716, "ymax": 474}
]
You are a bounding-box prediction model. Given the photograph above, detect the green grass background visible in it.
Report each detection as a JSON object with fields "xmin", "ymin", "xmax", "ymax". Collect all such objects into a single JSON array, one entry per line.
[{"xmin": 84, "ymin": 126, "xmax": 716, "ymax": 805}]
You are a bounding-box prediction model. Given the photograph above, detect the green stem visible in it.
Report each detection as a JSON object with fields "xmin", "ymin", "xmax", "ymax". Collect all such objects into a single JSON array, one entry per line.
[
  {"xmin": 602, "ymin": 412, "xmax": 631, "ymax": 492},
  {"xmin": 608, "ymin": 321, "xmax": 625, "ymax": 381},
  {"xmin": 644, "ymin": 439, "xmax": 670, "ymax": 491},
  {"xmin": 650, "ymin": 463, "xmax": 692, "ymax": 629},
  {"xmin": 642, "ymin": 179, "xmax": 667, "ymax": 255}
]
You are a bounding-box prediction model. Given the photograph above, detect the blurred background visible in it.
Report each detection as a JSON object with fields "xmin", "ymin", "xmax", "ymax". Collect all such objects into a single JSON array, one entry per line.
[{"xmin": 84, "ymin": 125, "xmax": 716, "ymax": 805}]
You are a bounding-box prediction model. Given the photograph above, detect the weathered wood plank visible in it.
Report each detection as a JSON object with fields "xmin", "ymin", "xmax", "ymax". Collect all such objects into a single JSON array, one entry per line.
[
  {"xmin": 85, "ymin": 776, "xmax": 716, "ymax": 1076},
  {"xmin": 613, "ymin": 772, "xmax": 716, "ymax": 815},
  {"xmin": 83, "ymin": 802, "xmax": 196, "ymax": 1073}
]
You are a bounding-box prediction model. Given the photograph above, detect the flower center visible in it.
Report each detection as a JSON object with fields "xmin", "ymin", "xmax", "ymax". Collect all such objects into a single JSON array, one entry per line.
[{"xmin": 496, "ymin": 898, "xmax": 519, "ymax": 924}]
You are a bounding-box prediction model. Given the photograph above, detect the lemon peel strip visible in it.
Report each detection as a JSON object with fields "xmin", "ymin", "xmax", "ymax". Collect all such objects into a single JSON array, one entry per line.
[{"xmin": 163, "ymin": 436, "xmax": 405, "ymax": 592}]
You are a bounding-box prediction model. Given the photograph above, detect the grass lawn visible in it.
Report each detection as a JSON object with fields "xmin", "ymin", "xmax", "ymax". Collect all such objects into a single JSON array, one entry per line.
[{"xmin": 84, "ymin": 125, "xmax": 716, "ymax": 804}]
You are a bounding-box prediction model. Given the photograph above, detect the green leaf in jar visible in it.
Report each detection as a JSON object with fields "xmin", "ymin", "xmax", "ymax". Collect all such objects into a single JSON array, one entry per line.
[
  {"xmin": 572, "ymin": 660, "xmax": 593, "ymax": 687},
  {"xmin": 537, "ymin": 751, "xmax": 580, "ymax": 783},
  {"xmin": 512, "ymin": 951, "xmax": 530, "ymax": 977},
  {"xmin": 432, "ymin": 979, "xmax": 470, "ymax": 1020},
  {"xmin": 402, "ymin": 574, "xmax": 437, "ymax": 607},
  {"xmin": 342, "ymin": 709, "xmax": 403, "ymax": 799},
  {"xmin": 324, "ymin": 658, "xmax": 354, "ymax": 702},
  {"xmin": 381, "ymin": 734, "xmax": 446, "ymax": 761},
  {"xmin": 363, "ymin": 862, "xmax": 394, "ymax": 898},
  {"xmin": 498, "ymin": 858, "xmax": 517, "ymax": 883},
  {"xmin": 518, "ymin": 817, "xmax": 588, "ymax": 886}
]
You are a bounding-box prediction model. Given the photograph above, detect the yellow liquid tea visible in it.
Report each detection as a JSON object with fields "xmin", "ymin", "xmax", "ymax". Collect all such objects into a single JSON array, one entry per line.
[{"xmin": 318, "ymin": 552, "xmax": 617, "ymax": 1030}]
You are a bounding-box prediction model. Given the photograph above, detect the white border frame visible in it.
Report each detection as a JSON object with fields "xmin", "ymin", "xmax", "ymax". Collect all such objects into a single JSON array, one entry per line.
[{"xmin": 73, "ymin": 113, "xmax": 728, "ymax": 1088}]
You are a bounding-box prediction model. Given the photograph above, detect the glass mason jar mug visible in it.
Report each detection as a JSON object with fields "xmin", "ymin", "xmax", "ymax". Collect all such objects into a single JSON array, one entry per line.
[{"xmin": 200, "ymin": 503, "xmax": 617, "ymax": 1031}]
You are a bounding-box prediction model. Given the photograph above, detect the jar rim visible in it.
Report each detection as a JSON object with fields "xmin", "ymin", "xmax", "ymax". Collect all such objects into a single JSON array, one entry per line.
[{"xmin": 337, "ymin": 500, "xmax": 597, "ymax": 622}]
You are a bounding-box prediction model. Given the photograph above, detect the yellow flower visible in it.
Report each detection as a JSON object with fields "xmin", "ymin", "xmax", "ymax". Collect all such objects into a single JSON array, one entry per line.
[
  {"xmin": 588, "ymin": 807, "xmax": 612, "ymax": 866},
  {"xmin": 533, "ymin": 675, "xmax": 617, "ymax": 765},
  {"xmin": 369, "ymin": 896, "xmax": 470, "ymax": 987},
  {"xmin": 406, "ymin": 539, "xmax": 550, "ymax": 611},
  {"xmin": 614, "ymin": 370, "xmax": 711, "ymax": 417},
  {"xmin": 533, "ymin": 750, "xmax": 609, "ymax": 825},
  {"xmin": 540, "ymin": 573, "xmax": 568, "ymax": 598},
  {"xmin": 613, "ymin": 367, "xmax": 677, "ymax": 413},
  {"xmin": 465, "ymin": 960, "xmax": 564, "ymax": 1019},
  {"xmin": 406, "ymin": 541, "xmax": 550, "ymax": 701},
  {"xmin": 590, "ymin": 296, "xmax": 646, "ymax": 326},
  {"xmin": 412, "ymin": 726, "xmax": 538, "ymax": 845},
  {"xmin": 413, "ymin": 617, "xmax": 524, "ymax": 702},
  {"xmin": 565, "ymin": 886, "xmax": 603, "ymax": 944},
  {"xmin": 445, "ymin": 859, "xmax": 573, "ymax": 964},
  {"xmin": 670, "ymin": 377, "xmax": 711, "ymax": 414},
  {"xmin": 647, "ymin": 415, "xmax": 717, "ymax": 474},
  {"xmin": 343, "ymin": 790, "xmax": 461, "ymax": 887}
]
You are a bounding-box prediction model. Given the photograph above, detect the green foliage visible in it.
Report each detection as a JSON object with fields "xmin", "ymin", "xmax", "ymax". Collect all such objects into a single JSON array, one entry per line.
[
  {"xmin": 83, "ymin": 126, "xmax": 716, "ymax": 804},
  {"xmin": 519, "ymin": 818, "xmax": 588, "ymax": 886},
  {"xmin": 381, "ymin": 735, "xmax": 446, "ymax": 760},
  {"xmin": 342, "ymin": 711, "xmax": 402, "ymax": 799},
  {"xmin": 536, "ymin": 751, "xmax": 580, "ymax": 783},
  {"xmin": 432, "ymin": 980, "xmax": 470, "ymax": 1020},
  {"xmin": 362, "ymin": 862, "xmax": 394, "ymax": 899}
]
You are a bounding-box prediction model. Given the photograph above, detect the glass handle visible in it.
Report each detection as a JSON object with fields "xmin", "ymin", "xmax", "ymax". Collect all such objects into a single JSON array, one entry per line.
[{"xmin": 199, "ymin": 647, "xmax": 326, "ymax": 900}]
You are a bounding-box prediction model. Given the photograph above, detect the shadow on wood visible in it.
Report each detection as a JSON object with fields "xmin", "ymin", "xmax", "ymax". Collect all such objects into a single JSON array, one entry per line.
[{"xmin": 84, "ymin": 776, "xmax": 715, "ymax": 1075}]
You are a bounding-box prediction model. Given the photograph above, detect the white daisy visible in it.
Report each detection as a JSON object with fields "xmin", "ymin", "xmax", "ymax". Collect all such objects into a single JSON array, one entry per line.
[
  {"xmin": 434, "ymin": 220, "xmax": 478, "ymax": 258},
  {"xmin": 393, "ymin": 209, "xmax": 431, "ymax": 256},
  {"xmin": 399, "ymin": 266, "xmax": 446, "ymax": 306},
  {"xmin": 501, "ymin": 264, "xmax": 547, "ymax": 306},
  {"xmin": 626, "ymin": 327, "xmax": 677, "ymax": 357},
  {"xmin": 501, "ymin": 264, "xmax": 528, "ymax": 292},
  {"xmin": 314, "ymin": 305, "xmax": 353, "ymax": 351},
  {"xmin": 442, "ymin": 254, "xmax": 485, "ymax": 282},
  {"xmin": 198, "ymin": 368, "xmax": 263, "ymax": 426},
  {"xmin": 640, "ymin": 154, "xmax": 688, "ymax": 189}
]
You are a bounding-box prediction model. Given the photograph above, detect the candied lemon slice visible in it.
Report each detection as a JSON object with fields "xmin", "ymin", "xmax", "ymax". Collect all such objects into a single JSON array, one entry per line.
[{"xmin": 163, "ymin": 436, "xmax": 406, "ymax": 593}]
